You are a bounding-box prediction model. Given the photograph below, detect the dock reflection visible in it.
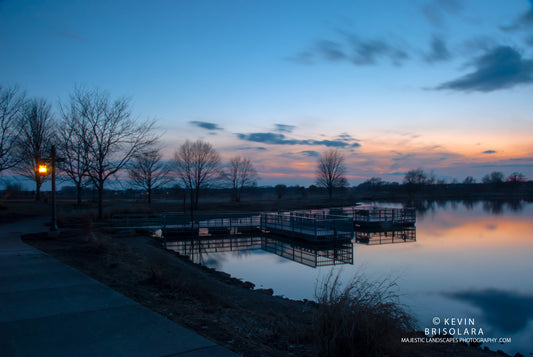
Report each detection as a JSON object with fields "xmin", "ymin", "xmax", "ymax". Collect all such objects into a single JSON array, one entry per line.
[
  {"xmin": 262, "ymin": 237, "xmax": 353, "ymax": 267},
  {"xmin": 164, "ymin": 226, "xmax": 416, "ymax": 267},
  {"xmin": 164, "ymin": 235, "xmax": 354, "ymax": 268},
  {"xmin": 354, "ymin": 227, "xmax": 416, "ymax": 245}
]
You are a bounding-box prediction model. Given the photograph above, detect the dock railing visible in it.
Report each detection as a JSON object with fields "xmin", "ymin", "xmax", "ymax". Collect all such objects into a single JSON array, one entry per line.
[
  {"xmin": 291, "ymin": 206, "xmax": 416, "ymax": 227},
  {"xmin": 261, "ymin": 212, "xmax": 353, "ymax": 241},
  {"xmin": 197, "ymin": 215, "xmax": 261, "ymax": 229},
  {"xmin": 350, "ymin": 207, "xmax": 416, "ymax": 226}
]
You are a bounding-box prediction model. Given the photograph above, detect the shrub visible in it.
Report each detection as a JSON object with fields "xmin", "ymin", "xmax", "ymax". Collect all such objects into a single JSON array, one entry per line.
[{"xmin": 314, "ymin": 271, "xmax": 414, "ymax": 357}]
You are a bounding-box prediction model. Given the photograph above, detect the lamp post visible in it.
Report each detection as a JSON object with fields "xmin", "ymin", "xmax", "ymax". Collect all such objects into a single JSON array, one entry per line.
[
  {"xmin": 38, "ymin": 145, "xmax": 59, "ymax": 235},
  {"xmin": 50, "ymin": 145, "xmax": 58, "ymax": 232}
]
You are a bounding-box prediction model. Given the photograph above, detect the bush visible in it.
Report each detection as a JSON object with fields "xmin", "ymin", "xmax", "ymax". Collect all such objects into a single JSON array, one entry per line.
[{"xmin": 314, "ymin": 271, "xmax": 414, "ymax": 357}]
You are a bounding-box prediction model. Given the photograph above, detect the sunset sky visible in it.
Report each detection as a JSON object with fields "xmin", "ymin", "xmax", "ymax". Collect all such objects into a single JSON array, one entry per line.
[{"xmin": 1, "ymin": 0, "xmax": 532, "ymax": 185}]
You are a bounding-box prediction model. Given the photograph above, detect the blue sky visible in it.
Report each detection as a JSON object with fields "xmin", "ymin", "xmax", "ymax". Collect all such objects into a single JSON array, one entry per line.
[{"xmin": 1, "ymin": 0, "xmax": 532, "ymax": 185}]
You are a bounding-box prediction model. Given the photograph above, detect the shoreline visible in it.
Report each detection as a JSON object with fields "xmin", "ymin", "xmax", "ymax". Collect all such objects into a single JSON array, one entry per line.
[{"xmin": 20, "ymin": 226, "xmax": 518, "ymax": 357}]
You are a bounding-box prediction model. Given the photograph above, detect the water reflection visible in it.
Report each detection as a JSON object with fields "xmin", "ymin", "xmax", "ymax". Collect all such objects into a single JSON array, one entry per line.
[
  {"xmin": 176, "ymin": 202, "xmax": 533, "ymax": 355},
  {"xmin": 165, "ymin": 236, "xmax": 261, "ymax": 266},
  {"xmin": 355, "ymin": 228, "xmax": 416, "ymax": 245},
  {"xmin": 261, "ymin": 237, "xmax": 353, "ymax": 267},
  {"xmin": 410, "ymin": 199, "xmax": 527, "ymax": 217},
  {"xmin": 446, "ymin": 289, "xmax": 533, "ymax": 334},
  {"xmin": 165, "ymin": 235, "xmax": 354, "ymax": 268},
  {"xmin": 164, "ymin": 224, "xmax": 420, "ymax": 268}
]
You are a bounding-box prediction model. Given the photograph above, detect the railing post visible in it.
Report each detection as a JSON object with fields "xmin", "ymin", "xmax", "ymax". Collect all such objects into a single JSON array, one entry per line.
[{"xmin": 290, "ymin": 212, "xmax": 294, "ymax": 232}]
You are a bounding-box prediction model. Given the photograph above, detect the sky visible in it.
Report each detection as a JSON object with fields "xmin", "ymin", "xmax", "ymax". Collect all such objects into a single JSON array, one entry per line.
[{"xmin": 1, "ymin": 0, "xmax": 533, "ymax": 186}]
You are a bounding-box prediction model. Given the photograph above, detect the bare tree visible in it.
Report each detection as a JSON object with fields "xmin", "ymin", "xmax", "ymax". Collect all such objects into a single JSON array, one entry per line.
[
  {"xmin": 17, "ymin": 98, "xmax": 54, "ymax": 201},
  {"xmin": 174, "ymin": 140, "xmax": 220, "ymax": 214},
  {"xmin": 128, "ymin": 148, "xmax": 171, "ymax": 203},
  {"xmin": 482, "ymin": 171, "xmax": 504, "ymax": 184},
  {"xmin": 507, "ymin": 172, "xmax": 527, "ymax": 183},
  {"xmin": 57, "ymin": 97, "xmax": 92, "ymax": 205},
  {"xmin": 71, "ymin": 87, "xmax": 156, "ymax": 218},
  {"xmin": 0, "ymin": 85, "xmax": 26, "ymax": 172},
  {"xmin": 403, "ymin": 168, "xmax": 427, "ymax": 185},
  {"xmin": 316, "ymin": 149, "xmax": 348, "ymax": 199},
  {"xmin": 463, "ymin": 176, "xmax": 475, "ymax": 184},
  {"xmin": 225, "ymin": 156, "xmax": 258, "ymax": 202}
]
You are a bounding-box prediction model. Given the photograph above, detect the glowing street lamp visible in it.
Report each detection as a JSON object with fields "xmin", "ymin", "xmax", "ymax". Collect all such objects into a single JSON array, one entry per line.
[{"xmin": 38, "ymin": 164, "xmax": 48, "ymax": 175}]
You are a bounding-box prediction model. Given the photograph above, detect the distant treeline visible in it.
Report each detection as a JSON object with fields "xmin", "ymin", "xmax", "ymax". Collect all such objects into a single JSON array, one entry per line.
[
  {"xmin": 3, "ymin": 179, "xmax": 532, "ymax": 202},
  {"xmin": 354, "ymin": 180, "xmax": 533, "ymax": 201}
]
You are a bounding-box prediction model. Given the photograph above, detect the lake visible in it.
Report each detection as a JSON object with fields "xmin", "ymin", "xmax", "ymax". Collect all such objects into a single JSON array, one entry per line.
[{"xmin": 166, "ymin": 200, "xmax": 533, "ymax": 355}]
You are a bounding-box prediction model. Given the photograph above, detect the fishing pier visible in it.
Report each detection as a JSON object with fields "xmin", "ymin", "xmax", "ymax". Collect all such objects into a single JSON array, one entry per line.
[
  {"xmin": 260, "ymin": 212, "xmax": 353, "ymax": 242},
  {"xmin": 111, "ymin": 206, "xmax": 416, "ymax": 243}
]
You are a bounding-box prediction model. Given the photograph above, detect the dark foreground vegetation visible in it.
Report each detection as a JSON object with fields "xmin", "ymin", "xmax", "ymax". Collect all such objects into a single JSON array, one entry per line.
[{"xmin": 2, "ymin": 199, "xmax": 526, "ymax": 356}]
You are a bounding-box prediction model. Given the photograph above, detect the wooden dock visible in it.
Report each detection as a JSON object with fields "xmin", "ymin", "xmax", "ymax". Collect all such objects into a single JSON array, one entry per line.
[
  {"xmin": 351, "ymin": 207, "xmax": 416, "ymax": 228},
  {"xmin": 290, "ymin": 206, "xmax": 416, "ymax": 229},
  {"xmin": 260, "ymin": 212, "xmax": 353, "ymax": 242},
  {"xmin": 110, "ymin": 206, "xmax": 416, "ymax": 243},
  {"xmin": 323, "ymin": 206, "xmax": 416, "ymax": 229},
  {"xmin": 112, "ymin": 213, "xmax": 262, "ymax": 237}
]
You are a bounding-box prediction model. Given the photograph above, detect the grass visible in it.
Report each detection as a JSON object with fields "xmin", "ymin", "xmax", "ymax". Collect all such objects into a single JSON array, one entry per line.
[{"xmin": 314, "ymin": 271, "xmax": 415, "ymax": 357}]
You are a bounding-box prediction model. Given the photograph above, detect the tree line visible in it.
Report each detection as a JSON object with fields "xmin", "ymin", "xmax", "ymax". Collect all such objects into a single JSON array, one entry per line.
[
  {"xmin": 1, "ymin": 85, "xmax": 273, "ymax": 219},
  {"xmin": 401, "ymin": 168, "xmax": 527, "ymax": 185},
  {"xmin": 2, "ymin": 84, "xmax": 529, "ymax": 218}
]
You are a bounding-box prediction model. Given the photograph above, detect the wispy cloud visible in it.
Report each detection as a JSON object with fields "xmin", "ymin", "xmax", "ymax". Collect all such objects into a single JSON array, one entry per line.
[
  {"xmin": 236, "ymin": 146, "xmax": 268, "ymax": 151},
  {"xmin": 274, "ymin": 124, "xmax": 296, "ymax": 133},
  {"xmin": 509, "ymin": 157, "xmax": 533, "ymax": 162},
  {"xmin": 391, "ymin": 152, "xmax": 415, "ymax": 162},
  {"xmin": 236, "ymin": 132, "xmax": 361, "ymax": 148},
  {"xmin": 424, "ymin": 35, "xmax": 452, "ymax": 63},
  {"xmin": 422, "ymin": 0, "xmax": 463, "ymax": 27},
  {"xmin": 436, "ymin": 46, "xmax": 533, "ymax": 92},
  {"xmin": 290, "ymin": 32, "xmax": 410, "ymax": 67},
  {"xmin": 483, "ymin": 150, "xmax": 497, "ymax": 154},
  {"xmin": 189, "ymin": 121, "xmax": 223, "ymax": 131},
  {"xmin": 336, "ymin": 132, "xmax": 360, "ymax": 142},
  {"xmin": 500, "ymin": 8, "xmax": 533, "ymax": 32},
  {"xmin": 316, "ymin": 40, "xmax": 347, "ymax": 62},
  {"xmin": 346, "ymin": 35, "xmax": 410, "ymax": 66},
  {"xmin": 301, "ymin": 150, "xmax": 320, "ymax": 157}
]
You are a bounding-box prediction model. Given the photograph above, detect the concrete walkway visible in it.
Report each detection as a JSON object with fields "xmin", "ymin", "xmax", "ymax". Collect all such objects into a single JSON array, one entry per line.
[{"xmin": 0, "ymin": 218, "xmax": 239, "ymax": 356}]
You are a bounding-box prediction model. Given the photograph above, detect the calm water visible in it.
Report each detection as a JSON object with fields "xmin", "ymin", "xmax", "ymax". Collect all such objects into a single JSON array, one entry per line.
[{"xmin": 167, "ymin": 201, "xmax": 533, "ymax": 355}]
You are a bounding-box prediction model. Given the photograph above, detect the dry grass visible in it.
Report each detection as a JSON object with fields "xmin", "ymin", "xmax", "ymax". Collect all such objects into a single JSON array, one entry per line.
[{"xmin": 314, "ymin": 271, "xmax": 415, "ymax": 357}]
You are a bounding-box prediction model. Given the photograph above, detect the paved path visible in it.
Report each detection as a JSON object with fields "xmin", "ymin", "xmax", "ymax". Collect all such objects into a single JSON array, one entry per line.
[{"xmin": 0, "ymin": 218, "xmax": 239, "ymax": 356}]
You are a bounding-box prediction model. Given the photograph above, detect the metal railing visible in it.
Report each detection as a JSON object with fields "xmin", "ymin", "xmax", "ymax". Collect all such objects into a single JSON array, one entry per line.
[{"xmin": 260, "ymin": 212, "xmax": 353, "ymax": 241}]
